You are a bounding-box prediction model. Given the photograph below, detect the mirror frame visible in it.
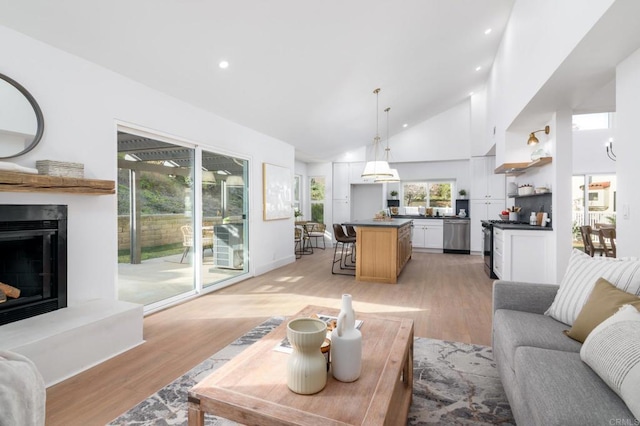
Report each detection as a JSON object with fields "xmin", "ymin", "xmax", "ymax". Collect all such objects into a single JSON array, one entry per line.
[{"xmin": 0, "ymin": 73, "xmax": 45, "ymax": 159}]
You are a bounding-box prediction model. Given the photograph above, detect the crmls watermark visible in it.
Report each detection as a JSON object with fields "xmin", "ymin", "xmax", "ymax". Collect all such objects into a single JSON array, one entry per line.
[{"xmin": 609, "ymin": 419, "xmax": 640, "ymax": 426}]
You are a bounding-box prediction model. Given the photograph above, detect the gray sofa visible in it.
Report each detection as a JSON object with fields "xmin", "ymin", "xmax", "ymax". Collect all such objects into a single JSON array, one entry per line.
[{"xmin": 492, "ymin": 280, "xmax": 636, "ymax": 425}]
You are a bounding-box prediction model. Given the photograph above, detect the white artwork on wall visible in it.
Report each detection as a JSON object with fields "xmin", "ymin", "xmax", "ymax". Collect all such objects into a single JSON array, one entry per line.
[{"xmin": 263, "ymin": 162, "xmax": 292, "ymax": 221}]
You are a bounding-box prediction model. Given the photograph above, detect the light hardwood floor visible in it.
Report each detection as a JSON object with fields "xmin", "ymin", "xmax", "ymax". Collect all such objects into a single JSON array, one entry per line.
[{"xmin": 46, "ymin": 249, "xmax": 494, "ymax": 425}]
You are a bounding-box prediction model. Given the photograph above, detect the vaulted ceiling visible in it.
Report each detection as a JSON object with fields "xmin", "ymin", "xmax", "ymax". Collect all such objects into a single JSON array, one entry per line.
[{"xmin": 0, "ymin": 0, "xmax": 515, "ymax": 162}]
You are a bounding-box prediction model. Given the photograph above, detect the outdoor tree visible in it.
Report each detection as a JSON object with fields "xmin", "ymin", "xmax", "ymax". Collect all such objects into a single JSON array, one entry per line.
[{"xmin": 404, "ymin": 184, "xmax": 426, "ymax": 206}]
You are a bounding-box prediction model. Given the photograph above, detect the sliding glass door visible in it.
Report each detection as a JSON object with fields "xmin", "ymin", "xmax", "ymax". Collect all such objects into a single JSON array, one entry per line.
[{"xmin": 117, "ymin": 130, "xmax": 250, "ymax": 310}]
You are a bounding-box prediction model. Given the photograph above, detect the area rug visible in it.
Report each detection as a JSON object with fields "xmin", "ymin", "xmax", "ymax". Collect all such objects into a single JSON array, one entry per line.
[{"xmin": 108, "ymin": 317, "xmax": 514, "ymax": 425}]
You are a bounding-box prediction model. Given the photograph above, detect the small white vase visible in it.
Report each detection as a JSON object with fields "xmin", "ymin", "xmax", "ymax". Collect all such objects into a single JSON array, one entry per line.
[
  {"xmin": 330, "ymin": 294, "xmax": 362, "ymax": 382},
  {"xmin": 286, "ymin": 318, "xmax": 327, "ymax": 394}
]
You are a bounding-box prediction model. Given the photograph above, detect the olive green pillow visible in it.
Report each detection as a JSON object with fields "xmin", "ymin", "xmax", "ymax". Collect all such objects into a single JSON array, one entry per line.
[{"xmin": 565, "ymin": 277, "xmax": 640, "ymax": 343}]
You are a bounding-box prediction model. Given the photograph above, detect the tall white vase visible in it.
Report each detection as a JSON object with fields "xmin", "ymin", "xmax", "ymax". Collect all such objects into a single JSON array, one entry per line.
[
  {"xmin": 330, "ymin": 294, "xmax": 362, "ymax": 382},
  {"xmin": 286, "ymin": 317, "xmax": 327, "ymax": 394}
]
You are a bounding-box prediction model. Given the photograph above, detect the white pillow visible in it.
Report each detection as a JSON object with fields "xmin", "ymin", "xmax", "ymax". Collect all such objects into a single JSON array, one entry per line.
[
  {"xmin": 581, "ymin": 304, "xmax": 640, "ymax": 420},
  {"xmin": 545, "ymin": 249, "xmax": 640, "ymax": 326}
]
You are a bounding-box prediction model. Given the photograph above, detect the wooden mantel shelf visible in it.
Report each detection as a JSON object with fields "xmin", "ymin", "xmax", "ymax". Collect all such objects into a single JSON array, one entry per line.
[
  {"xmin": 494, "ymin": 157, "xmax": 552, "ymax": 175},
  {"xmin": 0, "ymin": 171, "xmax": 115, "ymax": 195}
]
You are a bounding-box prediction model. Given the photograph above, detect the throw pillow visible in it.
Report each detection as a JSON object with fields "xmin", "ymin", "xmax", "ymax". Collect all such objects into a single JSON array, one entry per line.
[
  {"xmin": 581, "ymin": 304, "xmax": 640, "ymax": 420},
  {"xmin": 565, "ymin": 277, "xmax": 640, "ymax": 342},
  {"xmin": 545, "ymin": 249, "xmax": 640, "ymax": 326}
]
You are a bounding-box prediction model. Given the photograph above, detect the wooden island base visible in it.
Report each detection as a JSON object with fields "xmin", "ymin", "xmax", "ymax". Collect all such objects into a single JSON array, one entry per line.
[{"xmin": 345, "ymin": 219, "xmax": 413, "ymax": 284}]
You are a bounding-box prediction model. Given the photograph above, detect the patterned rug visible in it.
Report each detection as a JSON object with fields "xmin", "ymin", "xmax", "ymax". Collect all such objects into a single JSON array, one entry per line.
[{"xmin": 108, "ymin": 317, "xmax": 514, "ymax": 425}]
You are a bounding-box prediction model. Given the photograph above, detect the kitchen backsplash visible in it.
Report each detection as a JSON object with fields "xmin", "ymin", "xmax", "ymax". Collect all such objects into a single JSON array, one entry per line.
[{"xmin": 512, "ymin": 193, "xmax": 552, "ymax": 225}]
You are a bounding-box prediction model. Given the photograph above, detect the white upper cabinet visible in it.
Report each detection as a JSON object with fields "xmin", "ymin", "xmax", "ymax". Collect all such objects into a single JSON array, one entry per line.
[
  {"xmin": 333, "ymin": 163, "xmax": 350, "ymax": 200},
  {"xmin": 470, "ymin": 156, "xmax": 505, "ymax": 200}
]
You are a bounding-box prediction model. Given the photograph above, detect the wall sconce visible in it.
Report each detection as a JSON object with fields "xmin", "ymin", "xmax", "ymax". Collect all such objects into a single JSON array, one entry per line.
[
  {"xmin": 527, "ymin": 125, "xmax": 550, "ymax": 145},
  {"xmin": 606, "ymin": 138, "xmax": 616, "ymax": 161}
]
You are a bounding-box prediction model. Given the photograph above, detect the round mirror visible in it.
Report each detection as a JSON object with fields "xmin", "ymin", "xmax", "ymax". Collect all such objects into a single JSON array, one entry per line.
[{"xmin": 0, "ymin": 73, "xmax": 44, "ymax": 159}]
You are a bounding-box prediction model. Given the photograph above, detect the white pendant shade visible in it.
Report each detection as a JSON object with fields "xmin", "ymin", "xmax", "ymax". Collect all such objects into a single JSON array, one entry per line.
[
  {"xmin": 361, "ymin": 160, "xmax": 393, "ymax": 179},
  {"xmin": 226, "ymin": 175, "xmax": 244, "ymax": 186},
  {"xmin": 374, "ymin": 168, "xmax": 400, "ymax": 182}
]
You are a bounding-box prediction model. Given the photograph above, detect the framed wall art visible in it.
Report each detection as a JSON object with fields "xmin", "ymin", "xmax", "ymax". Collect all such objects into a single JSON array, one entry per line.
[{"xmin": 263, "ymin": 162, "xmax": 292, "ymax": 221}]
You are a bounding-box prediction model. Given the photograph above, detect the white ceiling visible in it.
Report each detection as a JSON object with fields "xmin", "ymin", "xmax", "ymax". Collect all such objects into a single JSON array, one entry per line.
[{"xmin": 0, "ymin": 0, "xmax": 515, "ymax": 162}]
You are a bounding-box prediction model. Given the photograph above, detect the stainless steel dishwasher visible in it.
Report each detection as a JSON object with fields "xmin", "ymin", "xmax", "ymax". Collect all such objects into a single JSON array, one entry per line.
[{"xmin": 443, "ymin": 219, "xmax": 470, "ymax": 254}]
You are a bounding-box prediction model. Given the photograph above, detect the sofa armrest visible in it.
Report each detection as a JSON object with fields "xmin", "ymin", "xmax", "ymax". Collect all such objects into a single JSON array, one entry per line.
[{"xmin": 492, "ymin": 280, "xmax": 559, "ymax": 315}]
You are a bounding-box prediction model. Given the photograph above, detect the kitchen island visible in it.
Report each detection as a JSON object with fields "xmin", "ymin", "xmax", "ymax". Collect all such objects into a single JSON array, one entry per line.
[{"xmin": 343, "ymin": 218, "xmax": 413, "ymax": 284}]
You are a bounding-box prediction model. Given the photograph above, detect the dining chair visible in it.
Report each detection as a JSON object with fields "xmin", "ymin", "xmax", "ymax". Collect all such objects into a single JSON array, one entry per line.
[
  {"xmin": 579, "ymin": 225, "xmax": 604, "ymax": 257},
  {"xmin": 331, "ymin": 224, "xmax": 355, "ymax": 275},
  {"xmin": 308, "ymin": 223, "xmax": 327, "ymax": 250},
  {"xmin": 294, "ymin": 226, "xmax": 303, "ymax": 259},
  {"xmin": 598, "ymin": 227, "xmax": 616, "ymax": 258}
]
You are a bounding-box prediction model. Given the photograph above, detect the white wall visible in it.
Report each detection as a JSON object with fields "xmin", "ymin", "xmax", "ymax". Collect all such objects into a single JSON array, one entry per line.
[
  {"xmin": 388, "ymin": 100, "xmax": 471, "ymax": 162},
  {"xmin": 572, "ymin": 129, "xmax": 616, "ymax": 175},
  {"xmin": 615, "ymin": 46, "xmax": 640, "ymax": 257},
  {"xmin": 488, "ymin": 0, "xmax": 615, "ymax": 166},
  {"xmin": 0, "ymin": 24, "xmax": 296, "ymax": 305},
  {"xmin": 393, "ymin": 160, "xmax": 470, "ymax": 195}
]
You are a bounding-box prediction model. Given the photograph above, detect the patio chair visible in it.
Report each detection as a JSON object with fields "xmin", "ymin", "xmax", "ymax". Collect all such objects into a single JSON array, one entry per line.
[
  {"xmin": 598, "ymin": 227, "xmax": 616, "ymax": 258},
  {"xmin": 579, "ymin": 225, "xmax": 604, "ymax": 257},
  {"xmin": 180, "ymin": 225, "xmax": 214, "ymax": 263}
]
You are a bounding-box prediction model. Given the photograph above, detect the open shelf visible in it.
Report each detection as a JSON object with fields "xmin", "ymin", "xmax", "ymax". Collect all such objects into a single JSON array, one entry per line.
[
  {"xmin": 0, "ymin": 171, "xmax": 115, "ymax": 195},
  {"xmin": 495, "ymin": 157, "xmax": 552, "ymax": 175},
  {"xmin": 508, "ymin": 192, "xmax": 552, "ymax": 198}
]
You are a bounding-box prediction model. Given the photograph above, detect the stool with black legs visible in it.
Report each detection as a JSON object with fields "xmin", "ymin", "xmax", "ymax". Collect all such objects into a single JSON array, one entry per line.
[{"xmin": 332, "ymin": 224, "xmax": 356, "ymax": 275}]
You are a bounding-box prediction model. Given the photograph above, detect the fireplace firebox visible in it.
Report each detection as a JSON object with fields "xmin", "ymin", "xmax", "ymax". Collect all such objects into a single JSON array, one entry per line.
[{"xmin": 0, "ymin": 205, "xmax": 67, "ymax": 326}]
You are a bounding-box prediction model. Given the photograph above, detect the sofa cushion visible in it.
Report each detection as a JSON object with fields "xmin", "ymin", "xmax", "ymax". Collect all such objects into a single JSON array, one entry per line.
[
  {"xmin": 545, "ymin": 249, "xmax": 640, "ymax": 326},
  {"xmin": 515, "ymin": 347, "xmax": 636, "ymax": 426},
  {"xmin": 566, "ymin": 277, "xmax": 640, "ymax": 342},
  {"xmin": 581, "ymin": 304, "xmax": 640, "ymax": 420},
  {"xmin": 493, "ymin": 309, "xmax": 582, "ymax": 373}
]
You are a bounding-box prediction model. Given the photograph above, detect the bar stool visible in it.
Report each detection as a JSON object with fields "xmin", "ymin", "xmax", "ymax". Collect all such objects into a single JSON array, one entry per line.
[{"xmin": 331, "ymin": 224, "xmax": 355, "ymax": 275}]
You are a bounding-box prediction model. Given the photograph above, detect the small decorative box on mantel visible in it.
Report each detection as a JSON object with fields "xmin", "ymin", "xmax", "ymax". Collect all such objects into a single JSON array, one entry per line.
[{"xmin": 36, "ymin": 160, "xmax": 84, "ymax": 178}]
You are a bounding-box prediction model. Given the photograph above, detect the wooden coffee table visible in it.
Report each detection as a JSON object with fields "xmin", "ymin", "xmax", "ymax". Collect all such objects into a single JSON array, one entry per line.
[{"xmin": 188, "ymin": 305, "xmax": 414, "ymax": 426}]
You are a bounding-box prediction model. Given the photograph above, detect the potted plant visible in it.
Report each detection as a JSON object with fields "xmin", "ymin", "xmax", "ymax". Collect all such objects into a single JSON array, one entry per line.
[
  {"xmin": 294, "ymin": 208, "xmax": 303, "ymax": 221},
  {"xmin": 390, "ymin": 190, "xmax": 398, "ymax": 200},
  {"xmin": 458, "ymin": 189, "xmax": 467, "ymax": 199}
]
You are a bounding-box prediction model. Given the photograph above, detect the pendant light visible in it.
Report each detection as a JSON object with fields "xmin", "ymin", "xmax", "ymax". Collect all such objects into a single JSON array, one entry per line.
[
  {"xmin": 375, "ymin": 106, "xmax": 400, "ymax": 183},
  {"xmin": 361, "ymin": 88, "xmax": 392, "ymax": 179}
]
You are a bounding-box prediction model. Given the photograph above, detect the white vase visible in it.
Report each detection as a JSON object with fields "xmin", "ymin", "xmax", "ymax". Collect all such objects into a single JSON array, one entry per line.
[
  {"xmin": 330, "ymin": 294, "xmax": 362, "ymax": 382},
  {"xmin": 286, "ymin": 318, "xmax": 327, "ymax": 394}
]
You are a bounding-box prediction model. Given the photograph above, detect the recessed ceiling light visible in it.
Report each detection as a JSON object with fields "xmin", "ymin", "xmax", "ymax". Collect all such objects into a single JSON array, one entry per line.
[
  {"xmin": 218, "ymin": 60, "xmax": 229, "ymax": 69},
  {"xmin": 484, "ymin": 28, "xmax": 492, "ymax": 35},
  {"xmin": 402, "ymin": 123, "xmax": 408, "ymax": 128},
  {"xmin": 475, "ymin": 66, "xmax": 482, "ymax": 71}
]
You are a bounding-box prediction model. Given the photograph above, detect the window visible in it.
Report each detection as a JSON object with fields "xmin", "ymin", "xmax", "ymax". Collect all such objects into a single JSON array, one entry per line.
[
  {"xmin": 310, "ymin": 176, "xmax": 325, "ymax": 223},
  {"xmin": 293, "ymin": 175, "xmax": 301, "ymax": 213},
  {"xmin": 572, "ymin": 113, "xmax": 611, "ymax": 131},
  {"xmin": 402, "ymin": 181, "xmax": 453, "ymax": 213}
]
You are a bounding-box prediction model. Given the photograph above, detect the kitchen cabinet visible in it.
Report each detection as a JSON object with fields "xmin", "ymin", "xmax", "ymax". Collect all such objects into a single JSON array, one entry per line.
[
  {"xmin": 469, "ymin": 199, "xmax": 505, "ymax": 252},
  {"xmin": 469, "ymin": 156, "xmax": 505, "ymax": 253},
  {"xmin": 470, "ymin": 156, "xmax": 505, "ymax": 199},
  {"xmin": 493, "ymin": 227, "xmax": 554, "ymax": 284},
  {"xmin": 333, "ymin": 163, "xmax": 350, "ymax": 200},
  {"xmin": 412, "ymin": 219, "xmax": 443, "ymax": 251},
  {"xmin": 332, "ymin": 199, "xmax": 350, "ymax": 226}
]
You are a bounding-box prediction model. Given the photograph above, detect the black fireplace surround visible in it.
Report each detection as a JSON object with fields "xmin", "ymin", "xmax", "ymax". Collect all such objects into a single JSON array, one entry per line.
[{"xmin": 0, "ymin": 205, "xmax": 67, "ymax": 326}]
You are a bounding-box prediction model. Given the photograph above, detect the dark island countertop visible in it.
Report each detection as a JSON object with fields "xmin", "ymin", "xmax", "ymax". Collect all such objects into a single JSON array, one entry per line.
[{"xmin": 343, "ymin": 218, "xmax": 414, "ymax": 228}]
